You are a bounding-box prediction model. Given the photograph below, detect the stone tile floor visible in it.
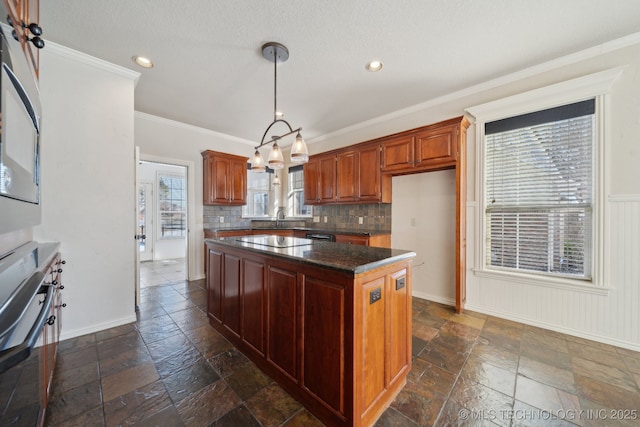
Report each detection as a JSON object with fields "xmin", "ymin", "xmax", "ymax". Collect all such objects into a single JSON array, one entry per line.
[{"xmin": 45, "ymin": 260, "xmax": 640, "ymax": 426}]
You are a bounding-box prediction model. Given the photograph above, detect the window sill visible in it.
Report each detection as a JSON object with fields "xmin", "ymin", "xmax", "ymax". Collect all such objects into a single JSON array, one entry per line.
[{"xmin": 472, "ymin": 268, "xmax": 610, "ymax": 296}]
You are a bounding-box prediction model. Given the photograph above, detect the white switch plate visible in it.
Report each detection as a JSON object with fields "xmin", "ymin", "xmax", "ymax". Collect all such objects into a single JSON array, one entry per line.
[
  {"xmin": 324, "ymin": 216, "xmax": 328, "ymax": 223},
  {"xmin": 313, "ymin": 216, "xmax": 320, "ymax": 223},
  {"xmin": 220, "ymin": 216, "xmax": 224, "ymax": 223},
  {"xmin": 358, "ymin": 217, "xmax": 363, "ymax": 224}
]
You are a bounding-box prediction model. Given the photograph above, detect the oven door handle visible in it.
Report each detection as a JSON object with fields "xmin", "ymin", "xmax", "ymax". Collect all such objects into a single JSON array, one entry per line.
[
  {"xmin": 0, "ymin": 273, "xmax": 53, "ymax": 374},
  {"xmin": 0, "ymin": 271, "xmax": 46, "ymax": 340}
]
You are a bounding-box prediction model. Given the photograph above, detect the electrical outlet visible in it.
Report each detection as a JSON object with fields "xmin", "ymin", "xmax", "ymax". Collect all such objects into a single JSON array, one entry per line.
[
  {"xmin": 369, "ymin": 287, "xmax": 381, "ymax": 304},
  {"xmin": 358, "ymin": 217, "xmax": 363, "ymax": 225},
  {"xmin": 324, "ymin": 216, "xmax": 328, "ymax": 223},
  {"xmin": 220, "ymin": 216, "xmax": 224, "ymax": 223}
]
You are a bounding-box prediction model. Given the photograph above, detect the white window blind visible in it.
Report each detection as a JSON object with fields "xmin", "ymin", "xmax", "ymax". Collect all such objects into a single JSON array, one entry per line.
[{"xmin": 485, "ymin": 99, "xmax": 594, "ymax": 279}]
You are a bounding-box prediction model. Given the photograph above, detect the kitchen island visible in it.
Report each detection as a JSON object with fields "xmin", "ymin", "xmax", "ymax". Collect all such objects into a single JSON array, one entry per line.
[{"xmin": 205, "ymin": 235, "xmax": 415, "ymax": 427}]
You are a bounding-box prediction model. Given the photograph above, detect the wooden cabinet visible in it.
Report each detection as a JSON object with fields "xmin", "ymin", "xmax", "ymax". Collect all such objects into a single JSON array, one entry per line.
[
  {"xmin": 306, "ymin": 142, "xmax": 390, "ymax": 205},
  {"xmin": 4, "ymin": 0, "xmax": 41, "ymax": 78},
  {"xmin": 241, "ymin": 259, "xmax": 265, "ymax": 355},
  {"xmin": 357, "ymin": 144, "xmax": 389, "ymax": 202},
  {"xmin": 379, "ymin": 134, "xmax": 414, "ymax": 173},
  {"xmin": 223, "ymin": 254, "xmax": 241, "ymax": 336},
  {"xmin": 266, "ymin": 265, "xmax": 298, "ymax": 380},
  {"xmin": 378, "ymin": 116, "xmax": 470, "ymax": 313},
  {"xmin": 202, "ymin": 150, "xmax": 248, "ymax": 205},
  {"xmin": 335, "ymin": 143, "xmax": 390, "ymax": 204},
  {"xmin": 205, "ymin": 240, "xmax": 412, "ymax": 427},
  {"xmin": 39, "ymin": 252, "xmax": 64, "ymax": 426},
  {"xmin": 335, "ymin": 234, "xmax": 368, "ymax": 246},
  {"xmin": 334, "ymin": 233, "xmax": 390, "ymax": 248},
  {"xmin": 381, "ymin": 118, "xmax": 461, "ymax": 174},
  {"xmin": 336, "ymin": 150, "xmax": 356, "ymax": 202},
  {"xmin": 206, "ymin": 247, "xmax": 223, "ymax": 322},
  {"xmin": 304, "ymin": 154, "xmax": 337, "ymax": 204}
]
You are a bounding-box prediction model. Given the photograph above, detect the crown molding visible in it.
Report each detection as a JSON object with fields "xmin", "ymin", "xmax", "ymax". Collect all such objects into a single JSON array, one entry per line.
[
  {"xmin": 312, "ymin": 32, "xmax": 640, "ymax": 144},
  {"xmin": 135, "ymin": 111, "xmax": 255, "ymax": 146},
  {"xmin": 45, "ymin": 41, "xmax": 141, "ymax": 84}
]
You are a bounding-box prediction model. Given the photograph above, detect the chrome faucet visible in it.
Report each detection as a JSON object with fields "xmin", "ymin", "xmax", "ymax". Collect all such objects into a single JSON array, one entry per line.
[{"xmin": 276, "ymin": 208, "xmax": 285, "ymax": 228}]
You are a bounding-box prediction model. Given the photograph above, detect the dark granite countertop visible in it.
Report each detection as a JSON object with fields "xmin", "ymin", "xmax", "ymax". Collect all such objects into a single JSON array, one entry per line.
[
  {"xmin": 205, "ymin": 226, "xmax": 389, "ymax": 236},
  {"xmin": 205, "ymin": 234, "xmax": 415, "ymax": 274}
]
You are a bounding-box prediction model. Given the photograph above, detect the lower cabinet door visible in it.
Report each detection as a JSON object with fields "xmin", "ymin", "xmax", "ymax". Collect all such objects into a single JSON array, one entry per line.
[
  {"xmin": 242, "ymin": 259, "xmax": 265, "ymax": 355},
  {"xmin": 302, "ymin": 276, "xmax": 346, "ymax": 414},
  {"xmin": 266, "ymin": 266, "xmax": 298, "ymax": 381},
  {"xmin": 223, "ymin": 254, "xmax": 241, "ymax": 336},
  {"xmin": 207, "ymin": 248, "xmax": 223, "ymax": 322},
  {"xmin": 360, "ymin": 276, "xmax": 386, "ymax": 411},
  {"xmin": 388, "ymin": 269, "xmax": 409, "ymax": 381}
]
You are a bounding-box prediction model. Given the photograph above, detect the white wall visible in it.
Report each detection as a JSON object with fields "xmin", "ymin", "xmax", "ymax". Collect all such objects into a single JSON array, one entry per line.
[
  {"xmin": 392, "ymin": 171, "xmax": 456, "ymax": 303},
  {"xmin": 34, "ymin": 44, "xmax": 139, "ymax": 340}
]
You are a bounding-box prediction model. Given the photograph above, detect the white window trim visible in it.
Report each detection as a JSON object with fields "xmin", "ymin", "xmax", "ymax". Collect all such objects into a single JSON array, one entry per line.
[
  {"xmin": 156, "ymin": 171, "xmax": 187, "ymax": 240},
  {"xmin": 466, "ymin": 67, "xmax": 624, "ymax": 292}
]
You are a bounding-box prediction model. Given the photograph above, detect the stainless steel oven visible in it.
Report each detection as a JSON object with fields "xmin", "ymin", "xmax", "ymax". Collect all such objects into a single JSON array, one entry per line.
[
  {"xmin": 0, "ymin": 19, "xmax": 43, "ymax": 234},
  {"xmin": 0, "ymin": 241, "xmax": 60, "ymax": 425}
]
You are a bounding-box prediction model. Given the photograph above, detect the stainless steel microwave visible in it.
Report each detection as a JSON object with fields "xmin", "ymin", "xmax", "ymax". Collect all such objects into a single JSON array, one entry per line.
[{"xmin": 0, "ymin": 21, "xmax": 42, "ymax": 234}]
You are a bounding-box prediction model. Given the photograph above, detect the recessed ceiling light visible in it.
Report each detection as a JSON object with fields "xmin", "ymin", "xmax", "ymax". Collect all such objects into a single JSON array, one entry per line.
[
  {"xmin": 366, "ymin": 60, "xmax": 383, "ymax": 72},
  {"xmin": 132, "ymin": 56, "xmax": 154, "ymax": 68},
  {"xmin": 275, "ymin": 111, "xmax": 284, "ymax": 118}
]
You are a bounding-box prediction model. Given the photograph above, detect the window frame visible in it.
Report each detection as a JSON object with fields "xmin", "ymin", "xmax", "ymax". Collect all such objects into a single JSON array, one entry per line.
[
  {"xmin": 287, "ymin": 165, "xmax": 312, "ymax": 218},
  {"xmin": 156, "ymin": 172, "xmax": 186, "ymax": 240},
  {"xmin": 466, "ymin": 68, "xmax": 623, "ymax": 292},
  {"xmin": 242, "ymin": 166, "xmax": 274, "ymax": 218}
]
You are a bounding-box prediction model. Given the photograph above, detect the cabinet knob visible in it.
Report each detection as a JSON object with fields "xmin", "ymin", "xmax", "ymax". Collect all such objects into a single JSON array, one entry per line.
[{"xmin": 26, "ymin": 22, "xmax": 42, "ymax": 36}]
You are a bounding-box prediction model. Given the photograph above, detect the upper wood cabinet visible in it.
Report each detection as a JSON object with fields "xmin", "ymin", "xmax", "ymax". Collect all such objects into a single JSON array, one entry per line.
[
  {"xmin": 4, "ymin": 0, "xmax": 41, "ymax": 78},
  {"xmin": 381, "ymin": 117, "xmax": 464, "ymax": 174},
  {"xmin": 305, "ymin": 142, "xmax": 391, "ymax": 205},
  {"xmin": 202, "ymin": 150, "xmax": 248, "ymax": 205},
  {"xmin": 304, "ymin": 153, "xmax": 337, "ymax": 204}
]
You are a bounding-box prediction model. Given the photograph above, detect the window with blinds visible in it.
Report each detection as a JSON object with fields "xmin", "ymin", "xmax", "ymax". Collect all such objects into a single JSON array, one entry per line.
[{"xmin": 484, "ymin": 99, "xmax": 595, "ymax": 279}]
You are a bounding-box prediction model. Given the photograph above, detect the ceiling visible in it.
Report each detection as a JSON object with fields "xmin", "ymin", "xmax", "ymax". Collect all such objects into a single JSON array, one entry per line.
[{"xmin": 40, "ymin": 1, "xmax": 640, "ymax": 147}]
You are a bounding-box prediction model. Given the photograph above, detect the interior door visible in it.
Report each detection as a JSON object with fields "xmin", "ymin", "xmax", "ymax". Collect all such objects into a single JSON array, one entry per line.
[{"xmin": 138, "ymin": 181, "xmax": 154, "ymax": 262}]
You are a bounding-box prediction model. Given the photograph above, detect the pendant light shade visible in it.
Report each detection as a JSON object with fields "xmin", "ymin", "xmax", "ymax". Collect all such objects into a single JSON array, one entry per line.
[
  {"xmin": 251, "ymin": 149, "xmax": 266, "ymax": 172},
  {"xmin": 268, "ymin": 142, "xmax": 285, "ymax": 170},
  {"xmin": 290, "ymin": 132, "xmax": 309, "ymax": 164},
  {"xmin": 249, "ymin": 42, "xmax": 308, "ymax": 171}
]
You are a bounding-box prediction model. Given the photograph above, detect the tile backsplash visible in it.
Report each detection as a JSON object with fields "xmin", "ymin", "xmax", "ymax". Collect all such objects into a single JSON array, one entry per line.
[{"xmin": 203, "ymin": 204, "xmax": 391, "ymax": 232}]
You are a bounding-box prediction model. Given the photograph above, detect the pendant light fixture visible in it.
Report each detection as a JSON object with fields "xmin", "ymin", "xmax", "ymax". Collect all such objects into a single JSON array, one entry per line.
[{"xmin": 250, "ymin": 42, "xmax": 308, "ymax": 172}]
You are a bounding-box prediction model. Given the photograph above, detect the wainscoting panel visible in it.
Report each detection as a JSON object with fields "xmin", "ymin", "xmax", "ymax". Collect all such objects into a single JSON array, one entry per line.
[{"xmin": 464, "ymin": 196, "xmax": 640, "ymax": 351}]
